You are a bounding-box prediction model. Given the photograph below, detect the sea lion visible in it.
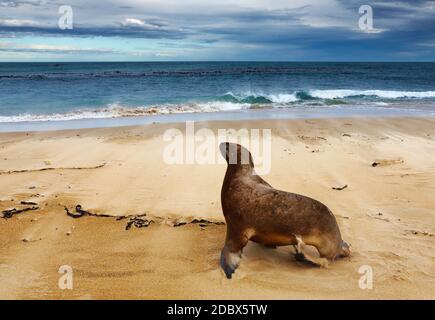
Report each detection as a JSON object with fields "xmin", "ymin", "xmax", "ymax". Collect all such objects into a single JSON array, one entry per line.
[{"xmin": 219, "ymin": 142, "xmax": 350, "ymax": 279}]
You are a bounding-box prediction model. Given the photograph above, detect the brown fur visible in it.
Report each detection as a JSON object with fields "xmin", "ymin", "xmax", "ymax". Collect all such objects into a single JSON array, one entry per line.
[{"xmin": 219, "ymin": 142, "xmax": 350, "ymax": 279}]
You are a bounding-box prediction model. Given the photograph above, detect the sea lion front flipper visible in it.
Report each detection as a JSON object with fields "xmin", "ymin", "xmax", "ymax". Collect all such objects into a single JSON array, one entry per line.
[
  {"xmin": 220, "ymin": 247, "xmax": 242, "ymax": 279},
  {"xmin": 220, "ymin": 229, "xmax": 249, "ymax": 279}
]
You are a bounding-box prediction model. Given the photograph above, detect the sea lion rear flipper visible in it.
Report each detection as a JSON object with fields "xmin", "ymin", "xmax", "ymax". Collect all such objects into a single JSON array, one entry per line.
[{"xmin": 294, "ymin": 236, "xmax": 330, "ymax": 267}]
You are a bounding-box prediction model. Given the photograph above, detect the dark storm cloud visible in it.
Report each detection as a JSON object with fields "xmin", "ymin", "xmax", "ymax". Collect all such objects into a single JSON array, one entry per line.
[
  {"xmin": 0, "ymin": 0, "xmax": 434, "ymax": 60},
  {"xmin": 0, "ymin": 22, "xmax": 188, "ymax": 39}
]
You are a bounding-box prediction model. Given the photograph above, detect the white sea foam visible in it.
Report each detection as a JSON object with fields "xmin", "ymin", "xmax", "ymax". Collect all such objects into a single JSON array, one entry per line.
[
  {"xmin": 0, "ymin": 102, "xmax": 250, "ymax": 123},
  {"xmin": 308, "ymin": 89, "xmax": 435, "ymax": 99},
  {"xmin": 225, "ymin": 91, "xmax": 298, "ymax": 103},
  {"xmin": 374, "ymin": 102, "xmax": 390, "ymax": 106},
  {"xmin": 267, "ymin": 93, "xmax": 298, "ymax": 103},
  {"xmin": 226, "ymin": 89, "xmax": 435, "ymax": 102},
  {"xmin": 0, "ymin": 110, "xmax": 117, "ymax": 123}
]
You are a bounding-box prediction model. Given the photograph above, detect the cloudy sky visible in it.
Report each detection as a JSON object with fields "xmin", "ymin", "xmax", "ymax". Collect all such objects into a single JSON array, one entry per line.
[{"xmin": 0, "ymin": 0, "xmax": 434, "ymax": 61}]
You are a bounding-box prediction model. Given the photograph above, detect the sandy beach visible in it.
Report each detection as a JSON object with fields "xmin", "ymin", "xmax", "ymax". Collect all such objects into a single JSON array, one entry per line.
[{"xmin": 0, "ymin": 117, "xmax": 434, "ymax": 299}]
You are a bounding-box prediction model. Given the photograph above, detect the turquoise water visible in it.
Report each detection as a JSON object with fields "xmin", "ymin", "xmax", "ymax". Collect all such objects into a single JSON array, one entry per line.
[{"xmin": 1, "ymin": 62, "xmax": 435, "ymax": 127}]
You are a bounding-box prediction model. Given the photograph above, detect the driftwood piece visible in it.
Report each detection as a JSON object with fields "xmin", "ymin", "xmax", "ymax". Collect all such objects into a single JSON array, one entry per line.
[
  {"xmin": 371, "ymin": 159, "xmax": 404, "ymax": 167},
  {"xmin": 2, "ymin": 206, "xmax": 39, "ymax": 219},
  {"xmin": 65, "ymin": 204, "xmax": 113, "ymax": 218},
  {"xmin": 0, "ymin": 163, "xmax": 106, "ymax": 175},
  {"xmin": 20, "ymin": 201, "xmax": 38, "ymax": 206},
  {"xmin": 125, "ymin": 216, "xmax": 152, "ymax": 230},
  {"xmin": 63, "ymin": 204, "xmax": 225, "ymax": 230},
  {"xmin": 64, "ymin": 206, "xmax": 85, "ymax": 218},
  {"xmin": 164, "ymin": 218, "xmax": 188, "ymax": 227},
  {"xmin": 332, "ymin": 184, "xmax": 348, "ymax": 191},
  {"xmin": 191, "ymin": 218, "xmax": 225, "ymax": 226}
]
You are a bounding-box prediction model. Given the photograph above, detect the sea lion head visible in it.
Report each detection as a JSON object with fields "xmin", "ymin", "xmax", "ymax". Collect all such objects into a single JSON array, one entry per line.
[{"xmin": 219, "ymin": 142, "xmax": 254, "ymax": 168}]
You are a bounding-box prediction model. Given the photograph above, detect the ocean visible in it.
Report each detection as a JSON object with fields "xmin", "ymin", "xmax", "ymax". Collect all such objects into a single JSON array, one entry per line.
[{"xmin": 1, "ymin": 62, "xmax": 435, "ymax": 130}]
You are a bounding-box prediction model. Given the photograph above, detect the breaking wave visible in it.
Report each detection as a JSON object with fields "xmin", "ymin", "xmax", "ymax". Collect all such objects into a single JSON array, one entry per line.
[
  {"xmin": 307, "ymin": 89, "xmax": 435, "ymax": 99},
  {"xmin": 220, "ymin": 90, "xmax": 435, "ymax": 103},
  {"xmin": 1, "ymin": 89, "xmax": 435, "ymax": 123}
]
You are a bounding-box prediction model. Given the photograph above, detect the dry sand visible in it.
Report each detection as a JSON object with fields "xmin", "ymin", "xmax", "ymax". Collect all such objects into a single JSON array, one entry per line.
[{"xmin": 0, "ymin": 117, "xmax": 434, "ymax": 299}]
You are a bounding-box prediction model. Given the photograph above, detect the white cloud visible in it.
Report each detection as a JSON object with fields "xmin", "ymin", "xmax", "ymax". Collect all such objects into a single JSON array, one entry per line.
[
  {"xmin": 418, "ymin": 40, "xmax": 435, "ymax": 47},
  {"xmin": 0, "ymin": 18, "xmax": 42, "ymax": 27},
  {"xmin": 121, "ymin": 18, "xmax": 161, "ymax": 30},
  {"xmin": 0, "ymin": 41, "xmax": 117, "ymax": 53}
]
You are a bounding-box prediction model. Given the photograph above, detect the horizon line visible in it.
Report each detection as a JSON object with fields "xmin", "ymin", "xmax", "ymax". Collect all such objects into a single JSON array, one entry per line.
[{"xmin": 1, "ymin": 60, "xmax": 435, "ymax": 63}]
